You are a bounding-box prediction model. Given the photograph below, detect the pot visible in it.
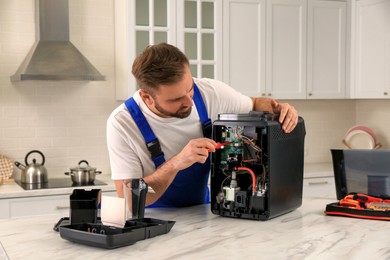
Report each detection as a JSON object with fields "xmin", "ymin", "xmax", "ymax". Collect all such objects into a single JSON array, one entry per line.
[
  {"xmin": 65, "ymin": 160, "xmax": 102, "ymax": 184},
  {"xmin": 15, "ymin": 150, "xmax": 48, "ymax": 184}
]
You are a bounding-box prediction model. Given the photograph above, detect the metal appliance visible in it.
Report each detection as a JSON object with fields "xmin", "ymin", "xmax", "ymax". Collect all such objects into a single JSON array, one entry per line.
[
  {"xmin": 14, "ymin": 150, "xmax": 48, "ymax": 184},
  {"xmin": 11, "ymin": 0, "xmax": 105, "ymax": 81}
]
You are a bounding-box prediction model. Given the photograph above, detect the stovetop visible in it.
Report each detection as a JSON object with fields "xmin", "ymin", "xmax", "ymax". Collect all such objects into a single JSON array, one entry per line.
[{"xmin": 15, "ymin": 178, "xmax": 107, "ymax": 190}]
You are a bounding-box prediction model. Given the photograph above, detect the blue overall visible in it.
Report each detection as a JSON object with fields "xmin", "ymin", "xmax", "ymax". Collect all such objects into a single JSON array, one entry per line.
[{"xmin": 124, "ymin": 83, "xmax": 212, "ymax": 208}]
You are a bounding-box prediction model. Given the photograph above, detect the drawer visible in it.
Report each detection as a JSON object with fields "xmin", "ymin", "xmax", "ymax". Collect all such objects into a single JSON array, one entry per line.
[{"xmin": 303, "ymin": 177, "xmax": 336, "ymax": 199}]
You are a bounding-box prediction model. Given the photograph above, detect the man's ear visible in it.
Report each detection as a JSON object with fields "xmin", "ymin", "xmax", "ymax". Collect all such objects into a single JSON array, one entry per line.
[{"xmin": 139, "ymin": 90, "xmax": 154, "ymax": 105}]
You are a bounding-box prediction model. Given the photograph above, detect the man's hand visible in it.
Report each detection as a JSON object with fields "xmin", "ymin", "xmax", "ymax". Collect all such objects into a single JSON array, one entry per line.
[
  {"xmin": 271, "ymin": 99, "xmax": 298, "ymax": 133},
  {"xmin": 170, "ymin": 138, "xmax": 217, "ymax": 171}
]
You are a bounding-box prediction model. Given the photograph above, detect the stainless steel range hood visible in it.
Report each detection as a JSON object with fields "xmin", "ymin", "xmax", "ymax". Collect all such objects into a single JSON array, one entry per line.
[{"xmin": 11, "ymin": 0, "xmax": 105, "ymax": 81}]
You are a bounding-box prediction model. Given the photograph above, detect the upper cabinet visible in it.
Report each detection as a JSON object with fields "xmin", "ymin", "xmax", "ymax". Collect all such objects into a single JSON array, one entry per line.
[
  {"xmin": 223, "ymin": 0, "xmax": 347, "ymax": 99},
  {"xmin": 114, "ymin": 0, "xmax": 388, "ymax": 100},
  {"xmin": 352, "ymin": 0, "xmax": 390, "ymax": 98},
  {"xmin": 266, "ymin": 0, "xmax": 307, "ymax": 99},
  {"xmin": 222, "ymin": 0, "xmax": 266, "ymax": 97},
  {"xmin": 307, "ymin": 0, "xmax": 347, "ymax": 99},
  {"xmin": 114, "ymin": 0, "xmax": 222, "ymax": 100}
]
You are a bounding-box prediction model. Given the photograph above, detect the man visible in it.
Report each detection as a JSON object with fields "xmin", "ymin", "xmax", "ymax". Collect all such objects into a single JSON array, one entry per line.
[{"xmin": 107, "ymin": 43, "xmax": 298, "ymax": 208}]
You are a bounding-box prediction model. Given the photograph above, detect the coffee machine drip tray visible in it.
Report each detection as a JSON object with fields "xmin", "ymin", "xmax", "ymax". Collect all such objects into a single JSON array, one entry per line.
[{"xmin": 16, "ymin": 178, "xmax": 107, "ymax": 190}]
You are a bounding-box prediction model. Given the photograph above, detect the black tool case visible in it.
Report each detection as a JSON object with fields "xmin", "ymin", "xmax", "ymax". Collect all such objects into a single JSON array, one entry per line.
[
  {"xmin": 210, "ymin": 111, "xmax": 306, "ymax": 220},
  {"xmin": 325, "ymin": 201, "xmax": 390, "ymax": 221},
  {"xmin": 331, "ymin": 149, "xmax": 390, "ymax": 199},
  {"xmin": 324, "ymin": 149, "xmax": 390, "ymax": 221},
  {"xmin": 58, "ymin": 218, "xmax": 175, "ymax": 249}
]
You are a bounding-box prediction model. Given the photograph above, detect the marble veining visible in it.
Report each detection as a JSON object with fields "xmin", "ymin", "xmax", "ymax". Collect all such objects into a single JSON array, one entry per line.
[{"xmin": 0, "ymin": 196, "xmax": 389, "ymax": 260}]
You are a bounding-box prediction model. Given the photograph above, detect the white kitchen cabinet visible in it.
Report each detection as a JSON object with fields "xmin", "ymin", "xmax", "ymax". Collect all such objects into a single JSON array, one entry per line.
[
  {"xmin": 0, "ymin": 200, "xmax": 9, "ymax": 219},
  {"xmin": 0, "ymin": 191, "xmax": 118, "ymax": 219},
  {"xmin": 303, "ymin": 177, "xmax": 336, "ymax": 198},
  {"xmin": 0, "ymin": 195, "xmax": 69, "ymax": 219},
  {"xmin": 114, "ymin": 0, "xmax": 222, "ymax": 101},
  {"xmin": 223, "ymin": 0, "xmax": 347, "ymax": 99},
  {"xmin": 222, "ymin": 0, "xmax": 266, "ymax": 97},
  {"xmin": 266, "ymin": 0, "xmax": 307, "ymax": 99},
  {"xmin": 352, "ymin": 0, "xmax": 390, "ymax": 98},
  {"xmin": 307, "ymin": 0, "xmax": 347, "ymax": 99}
]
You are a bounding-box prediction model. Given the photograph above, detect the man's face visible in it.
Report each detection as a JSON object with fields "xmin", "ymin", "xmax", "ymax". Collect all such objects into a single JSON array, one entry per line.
[{"xmin": 143, "ymin": 66, "xmax": 195, "ymax": 119}]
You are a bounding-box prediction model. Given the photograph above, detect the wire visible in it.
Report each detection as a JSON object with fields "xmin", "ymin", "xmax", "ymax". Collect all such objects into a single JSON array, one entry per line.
[
  {"xmin": 220, "ymin": 175, "xmax": 230, "ymax": 192},
  {"xmin": 234, "ymin": 167, "xmax": 257, "ymax": 195}
]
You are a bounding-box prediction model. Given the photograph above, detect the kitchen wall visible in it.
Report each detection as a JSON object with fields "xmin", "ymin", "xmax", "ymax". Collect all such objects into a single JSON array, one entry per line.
[
  {"xmin": 0, "ymin": 0, "xmax": 389, "ymax": 179},
  {"xmin": 0, "ymin": 0, "xmax": 121, "ymax": 179}
]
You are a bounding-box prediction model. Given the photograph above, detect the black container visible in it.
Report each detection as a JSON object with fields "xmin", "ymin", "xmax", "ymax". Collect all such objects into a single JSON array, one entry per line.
[
  {"xmin": 331, "ymin": 149, "xmax": 390, "ymax": 199},
  {"xmin": 210, "ymin": 111, "xmax": 306, "ymax": 220},
  {"xmin": 70, "ymin": 189, "xmax": 101, "ymax": 224}
]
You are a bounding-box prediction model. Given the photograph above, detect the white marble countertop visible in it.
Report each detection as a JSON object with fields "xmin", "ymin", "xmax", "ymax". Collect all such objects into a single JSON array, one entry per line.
[{"xmin": 0, "ymin": 195, "xmax": 389, "ymax": 260}]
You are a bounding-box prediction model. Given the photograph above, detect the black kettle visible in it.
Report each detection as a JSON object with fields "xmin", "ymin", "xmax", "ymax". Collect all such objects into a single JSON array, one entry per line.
[{"xmin": 15, "ymin": 150, "xmax": 48, "ymax": 184}]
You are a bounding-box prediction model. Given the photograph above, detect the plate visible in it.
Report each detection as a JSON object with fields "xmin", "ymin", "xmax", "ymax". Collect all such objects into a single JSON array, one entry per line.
[
  {"xmin": 346, "ymin": 125, "xmax": 377, "ymax": 143},
  {"xmin": 344, "ymin": 129, "xmax": 375, "ymax": 149}
]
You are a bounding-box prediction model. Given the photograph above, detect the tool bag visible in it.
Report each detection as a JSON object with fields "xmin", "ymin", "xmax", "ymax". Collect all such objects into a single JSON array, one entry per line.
[{"xmin": 325, "ymin": 193, "xmax": 390, "ymax": 221}]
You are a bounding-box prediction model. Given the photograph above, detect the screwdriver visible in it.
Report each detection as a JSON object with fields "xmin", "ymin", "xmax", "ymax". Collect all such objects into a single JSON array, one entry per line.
[{"xmin": 206, "ymin": 142, "xmax": 232, "ymax": 151}]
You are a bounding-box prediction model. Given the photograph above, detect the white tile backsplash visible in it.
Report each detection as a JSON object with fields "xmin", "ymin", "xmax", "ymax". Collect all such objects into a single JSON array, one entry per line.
[
  {"xmin": 1, "ymin": 0, "xmax": 390, "ymax": 181},
  {"xmin": 0, "ymin": 0, "xmax": 120, "ymax": 180}
]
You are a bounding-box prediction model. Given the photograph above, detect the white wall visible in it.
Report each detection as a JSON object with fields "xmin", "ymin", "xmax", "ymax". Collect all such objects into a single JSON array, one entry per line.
[
  {"xmin": 0, "ymin": 0, "xmax": 121, "ymax": 179},
  {"xmin": 355, "ymin": 100, "xmax": 390, "ymax": 149},
  {"xmin": 1, "ymin": 0, "xmax": 389, "ymax": 180}
]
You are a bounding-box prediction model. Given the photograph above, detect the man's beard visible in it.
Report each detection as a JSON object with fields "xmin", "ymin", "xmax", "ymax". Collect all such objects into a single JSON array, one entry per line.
[{"xmin": 154, "ymin": 101, "xmax": 192, "ymax": 119}]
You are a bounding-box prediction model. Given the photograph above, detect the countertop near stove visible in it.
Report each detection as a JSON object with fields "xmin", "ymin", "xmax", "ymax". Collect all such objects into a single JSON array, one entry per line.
[
  {"xmin": 0, "ymin": 163, "xmax": 333, "ymax": 200},
  {"xmin": 0, "ymin": 174, "xmax": 116, "ymax": 199},
  {"xmin": 0, "ymin": 196, "xmax": 389, "ymax": 260}
]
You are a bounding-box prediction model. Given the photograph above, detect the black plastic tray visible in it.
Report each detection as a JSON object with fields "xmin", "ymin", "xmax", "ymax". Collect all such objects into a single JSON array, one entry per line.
[
  {"xmin": 53, "ymin": 217, "xmax": 102, "ymax": 232},
  {"xmin": 58, "ymin": 218, "xmax": 175, "ymax": 249}
]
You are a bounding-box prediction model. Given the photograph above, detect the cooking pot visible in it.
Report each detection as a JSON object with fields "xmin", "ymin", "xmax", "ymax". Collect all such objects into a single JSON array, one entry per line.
[
  {"xmin": 15, "ymin": 150, "xmax": 48, "ymax": 184},
  {"xmin": 65, "ymin": 160, "xmax": 102, "ymax": 184}
]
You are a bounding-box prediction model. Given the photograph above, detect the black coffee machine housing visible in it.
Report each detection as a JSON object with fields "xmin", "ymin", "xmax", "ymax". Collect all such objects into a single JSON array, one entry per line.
[{"xmin": 210, "ymin": 111, "xmax": 306, "ymax": 220}]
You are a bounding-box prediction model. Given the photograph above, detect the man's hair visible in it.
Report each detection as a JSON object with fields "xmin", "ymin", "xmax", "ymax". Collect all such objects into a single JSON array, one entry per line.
[{"xmin": 132, "ymin": 43, "xmax": 190, "ymax": 95}]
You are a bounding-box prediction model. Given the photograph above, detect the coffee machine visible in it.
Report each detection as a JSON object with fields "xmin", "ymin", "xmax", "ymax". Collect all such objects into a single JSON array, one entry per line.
[{"xmin": 210, "ymin": 111, "xmax": 306, "ymax": 220}]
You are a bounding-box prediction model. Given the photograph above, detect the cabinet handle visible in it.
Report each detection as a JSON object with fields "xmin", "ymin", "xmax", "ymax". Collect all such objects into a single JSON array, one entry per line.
[
  {"xmin": 384, "ymin": 92, "xmax": 388, "ymax": 95},
  {"xmin": 262, "ymin": 93, "xmax": 266, "ymax": 96},
  {"xmin": 308, "ymin": 181, "xmax": 329, "ymax": 186},
  {"xmin": 56, "ymin": 206, "xmax": 70, "ymax": 210},
  {"xmin": 268, "ymin": 93, "xmax": 272, "ymax": 96},
  {"xmin": 308, "ymin": 93, "xmax": 312, "ymax": 96}
]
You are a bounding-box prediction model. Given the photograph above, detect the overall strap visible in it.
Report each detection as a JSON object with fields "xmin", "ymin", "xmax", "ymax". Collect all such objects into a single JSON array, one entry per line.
[
  {"xmin": 193, "ymin": 83, "xmax": 212, "ymax": 138},
  {"xmin": 125, "ymin": 83, "xmax": 211, "ymax": 169},
  {"xmin": 125, "ymin": 98, "xmax": 165, "ymax": 168}
]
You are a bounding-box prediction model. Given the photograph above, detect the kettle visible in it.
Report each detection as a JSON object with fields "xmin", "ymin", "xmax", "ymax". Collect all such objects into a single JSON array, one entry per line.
[{"xmin": 15, "ymin": 150, "xmax": 48, "ymax": 184}]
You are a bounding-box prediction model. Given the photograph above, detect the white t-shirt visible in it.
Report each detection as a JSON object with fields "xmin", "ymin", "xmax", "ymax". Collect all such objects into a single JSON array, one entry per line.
[{"xmin": 106, "ymin": 78, "xmax": 252, "ymax": 180}]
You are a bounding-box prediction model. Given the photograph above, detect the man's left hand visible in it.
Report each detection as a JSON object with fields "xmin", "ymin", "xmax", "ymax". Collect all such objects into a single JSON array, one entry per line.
[{"xmin": 271, "ymin": 99, "xmax": 298, "ymax": 133}]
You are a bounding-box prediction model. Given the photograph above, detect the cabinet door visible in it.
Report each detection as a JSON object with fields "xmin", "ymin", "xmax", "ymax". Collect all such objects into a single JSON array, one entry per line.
[
  {"xmin": 114, "ymin": 0, "xmax": 221, "ymax": 101},
  {"xmin": 266, "ymin": 0, "xmax": 307, "ymax": 99},
  {"xmin": 115, "ymin": 0, "xmax": 176, "ymax": 100},
  {"xmin": 222, "ymin": 0, "xmax": 266, "ymax": 97},
  {"xmin": 177, "ymin": 0, "xmax": 223, "ymax": 80},
  {"xmin": 0, "ymin": 200, "xmax": 10, "ymax": 219},
  {"xmin": 354, "ymin": 0, "xmax": 390, "ymax": 98},
  {"xmin": 307, "ymin": 0, "xmax": 347, "ymax": 99},
  {"xmin": 303, "ymin": 177, "xmax": 336, "ymax": 198},
  {"xmin": 8, "ymin": 195, "xmax": 70, "ymax": 218}
]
